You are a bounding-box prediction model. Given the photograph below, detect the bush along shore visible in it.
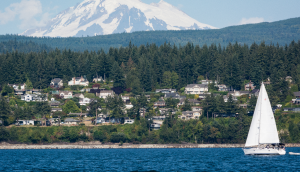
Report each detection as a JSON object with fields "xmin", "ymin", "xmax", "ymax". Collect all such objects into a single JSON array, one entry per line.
[{"xmin": 1, "ymin": 112, "xmax": 300, "ymax": 147}]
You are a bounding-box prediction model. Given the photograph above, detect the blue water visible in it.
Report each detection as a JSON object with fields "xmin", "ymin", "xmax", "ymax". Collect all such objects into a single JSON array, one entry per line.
[{"xmin": 0, "ymin": 148, "xmax": 300, "ymax": 171}]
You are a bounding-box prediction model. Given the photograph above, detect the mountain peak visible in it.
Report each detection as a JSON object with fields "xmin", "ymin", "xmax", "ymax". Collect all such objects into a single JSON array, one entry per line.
[{"xmin": 22, "ymin": 0, "xmax": 216, "ymax": 37}]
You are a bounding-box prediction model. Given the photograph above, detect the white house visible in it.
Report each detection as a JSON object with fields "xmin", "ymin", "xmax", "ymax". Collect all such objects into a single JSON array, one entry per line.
[
  {"xmin": 79, "ymin": 98, "xmax": 95, "ymax": 106},
  {"xmin": 68, "ymin": 76, "xmax": 89, "ymax": 86},
  {"xmin": 59, "ymin": 91, "xmax": 73, "ymax": 99},
  {"xmin": 64, "ymin": 118, "xmax": 80, "ymax": 125},
  {"xmin": 192, "ymin": 106, "xmax": 202, "ymax": 111},
  {"xmin": 97, "ymin": 90, "xmax": 115, "ymax": 99},
  {"xmin": 185, "ymin": 84, "xmax": 208, "ymax": 94},
  {"xmin": 201, "ymin": 80, "xmax": 215, "ymax": 85},
  {"xmin": 223, "ymin": 95, "xmax": 238, "ymax": 102},
  {"xmin": 8, "ymin": 83, "xmax": 26, "ymax": 90},
  {"xmin": 121, "ymin": 95, "xmax": 130, "ymax": 103},
  {"xmin": 228, "ymin": 90, "xmax": 249, "ymax": 97},
  {"xmin": 124, "ymin": 118, "xmax": 135, "ymax": 124},
  {"xmin": 125, "ymin": 104, "xmax": 133, "ymax": 109},
  {"xmin": 155, "ymin": 89, "xmax": 176, "ymax": 94},
  {"xmin": 179, "ymin": 111, "xmax": 201, "ymax": 120},
  {"xmin": 17, "ymin": 120, "xmax": 34, "ymax": 125},
  {"xmin": 93, "ymin": 76, "xmax": 104, "ymax": 82},
  {"xmin": 21, "ymin": 94, "xmax": 46, "ymax": 102},
  {"xmin": 217, "ymin": 84, "xmax": 228, "ymax": 91}
]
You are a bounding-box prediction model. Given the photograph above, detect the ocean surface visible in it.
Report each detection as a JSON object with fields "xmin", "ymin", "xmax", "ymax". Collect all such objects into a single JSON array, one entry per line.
[{"xmin": 1, "ymin": 148, "xmax": 300, "ymax": 171}]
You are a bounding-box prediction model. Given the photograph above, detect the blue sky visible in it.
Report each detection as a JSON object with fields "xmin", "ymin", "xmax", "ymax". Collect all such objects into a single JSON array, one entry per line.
[{"xmin": 0, "ymin": 0, "xmax": 299, "ymax": 35}]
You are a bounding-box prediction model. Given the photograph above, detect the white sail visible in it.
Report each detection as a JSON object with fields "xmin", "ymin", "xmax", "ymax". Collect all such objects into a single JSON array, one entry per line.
[
  {"xmin": 245, "ymin": 86, "xmax": 262, "ymax": 147},
  {"xmin": 258, "ymin": 83, "xmax": 280, "ymax": 144},
  {"xmin": 245, "ymin": 83, "xmax": 279, "ymax": 147}
]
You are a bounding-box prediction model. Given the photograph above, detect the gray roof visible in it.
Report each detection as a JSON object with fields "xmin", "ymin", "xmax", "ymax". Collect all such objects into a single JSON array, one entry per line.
[
  {"xmin": 251, "ymin": 89, "xmax": 260, "ymax": 93},
  {"xmin": 294, "ymin": 92, "xmax": 300, "ymax": 97},
  {"xmin": 165, "ymin": 93, "xmax": 180, "ymax": 98},
  {"xmin": 186, "ymin": 84, "xmax": 208, "ymax": 88},
  {"xmin": 51, "ymin": 78, "xmax": 62, "ymax": 83},
  {"xmin": 64, "ymin": 118, "xmax": 80, "ymax": 122}
]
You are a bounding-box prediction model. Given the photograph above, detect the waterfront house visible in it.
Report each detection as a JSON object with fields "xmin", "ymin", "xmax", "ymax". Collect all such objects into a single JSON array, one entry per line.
[
  {"xmin": 164, "ymin": 93, "xmax": 185, "ymax": 99},
  {"xmin": 68, "ymin": 76, "xmax": 89, "ymax": 86},
  {"xmin": 192, "ymin": 106, "xmax": 202, "ymax": 111},
  {"xmin": 124, "ymin": 118, "xmax": 135, "ymax": 124},
  {"xmin": 179, "ymin": 111, "xmax": 201, "ymax": 120},
  {"xmin": 50, "ymin": 78, "xmax": 63, "ymax": 88},
  {"xmin": 155, "ymin": 89, "xmax": 176, "ymax": 94},
  {"xmin": 294, "ymin": 91, "xmax": 300, "ymax": 98},
  {"xmin": 201, "ymin": 80, "xmax": 215, "ymax": 85},
  {"xmin": 150, "ymin": 123, "xmax": 161, "ymax": 130},
  {"xmin": 223, "ymin": 95, "xmax": 238, "ymax": 102},
  {"xmin": 185, "ymin": 84, "xmax": 208, "ymax": 94},
  {"xmin": 228, "ymin": 90, "xmax": 249, "ymax": 97},
  {"xmin": 8, "ymin": 83, "xmax": 26, "ymax": 90},
  {"xmin": 121, "ymin": 95, "xmax": 130, "ymax": 103},
  {"xmin": 79, "ymin": 97, "xmax": 95, "ymax": 106},
  {"xmin": 51, "ymin": 108, "xmax": 62, "ymax": 112},
  {"xmin": 217, "ymin": 84, "xmax": 228, "ymax": 91},
  {"xmin": 245, "ymin": 81, "xmax": 256, "ymax": 90},
  {"xmin": 21, "ymin": 94, "xmax": 46, "ymax": 102},
  {"xmin": 153, "ymin": 99, "xmax": 166, "ymax": 108},
  {"xmin": 159, "ymin": 108, "xmax": 175, "ymax": 115},
  {"xmin": 251, "ymin": 89, "xmax": 260, "ymax": 97},
  {"xmin": 96, "ymin": 90, "xmax": 115, "ymax": 99},
  {"xmin": 64, "ymin": 118, "xmax": 80, "ymax": 125},
  {"xmin": 17, "ymin": 120, "xmax": 35, "ymax": 125},
  {"xmin": 93, "ymin": 76, "xmax": 104, "ymax": 83},
  {"xmin": 59, "ymin": 91, "xmax": 73, "ymax": 99}
]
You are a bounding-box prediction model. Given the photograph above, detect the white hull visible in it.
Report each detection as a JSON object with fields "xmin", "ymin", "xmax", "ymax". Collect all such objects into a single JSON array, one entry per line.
[{"xmin": 243, "ymin": 148, "xmax": 286, "ymax": 155}]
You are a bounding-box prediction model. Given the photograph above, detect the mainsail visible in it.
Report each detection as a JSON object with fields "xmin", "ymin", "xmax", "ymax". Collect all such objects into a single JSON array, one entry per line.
[{"xmin": 245, "ymin": 83, "xmax": 279, "ymax": 147}]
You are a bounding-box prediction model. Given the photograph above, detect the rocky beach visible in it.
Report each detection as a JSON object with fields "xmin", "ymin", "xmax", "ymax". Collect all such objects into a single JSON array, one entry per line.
[{"xmin": 1, "ymin": 142, "xmax": 299, "ymax": 149}]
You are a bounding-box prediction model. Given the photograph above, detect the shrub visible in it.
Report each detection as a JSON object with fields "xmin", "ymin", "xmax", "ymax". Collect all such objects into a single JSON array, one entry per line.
[{"xmin": 110, "ymin": 132, "xmax": 126, "ymax": 143}]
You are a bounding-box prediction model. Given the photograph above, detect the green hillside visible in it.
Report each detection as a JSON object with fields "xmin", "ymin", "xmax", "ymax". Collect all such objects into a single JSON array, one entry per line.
[{"xmin": 1, "ymin": 17, "xmax": 300, "ymax": 52}]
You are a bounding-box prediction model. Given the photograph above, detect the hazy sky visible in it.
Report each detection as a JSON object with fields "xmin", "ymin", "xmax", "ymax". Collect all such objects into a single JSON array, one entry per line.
[{"xmin": 0, "ymin": 0, "xmax": 299, "ymax": 35}]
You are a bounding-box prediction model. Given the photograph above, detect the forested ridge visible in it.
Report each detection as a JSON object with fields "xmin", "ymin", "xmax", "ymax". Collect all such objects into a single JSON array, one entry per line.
[
  {"xmin": 1, "ymin": 38, "xmax": 300, "ymax": 144},
  {"xmin": 0, "ymin": 40, "xmax": 52, "ymax": 53},
  {"xmin": 1, "ymin": 17, "xmax": 300, "ymax": 52}
]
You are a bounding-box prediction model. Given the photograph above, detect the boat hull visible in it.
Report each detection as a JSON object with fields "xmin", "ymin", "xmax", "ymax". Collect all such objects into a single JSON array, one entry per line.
[{"xmin": 243, "ymin": 148, "xmax": 286, "ymax": 155}]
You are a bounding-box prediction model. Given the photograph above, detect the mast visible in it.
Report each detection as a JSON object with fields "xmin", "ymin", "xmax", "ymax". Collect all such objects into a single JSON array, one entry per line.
[{"xmin": 258, "ymin": 82, "xmax": 263, "ymax": 145}]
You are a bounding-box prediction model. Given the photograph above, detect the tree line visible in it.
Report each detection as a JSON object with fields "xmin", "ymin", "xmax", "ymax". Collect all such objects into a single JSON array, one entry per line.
[{"xmin": 1, "ymin": 40, "xmax": 300, "ymax": 105}]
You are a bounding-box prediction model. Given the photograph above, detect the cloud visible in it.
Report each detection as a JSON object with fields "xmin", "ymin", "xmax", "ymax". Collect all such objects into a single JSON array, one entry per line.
[
  {"xmin": 239, "ymin": 17, "xmax": 265, "ymax": 25},
  {"xmin": 0, "ymin": 0, "xmax": 49, "ymax": 29}
]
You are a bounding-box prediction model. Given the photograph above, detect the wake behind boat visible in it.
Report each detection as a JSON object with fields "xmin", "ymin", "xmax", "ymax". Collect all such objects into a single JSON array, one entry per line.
[
  {"xmin": 242, "ymin": 83, "xmax": 286, "ymax": 155},
  {"xmin": 289, "ymin": 152, "xmax": 300, "ymax": 155}
]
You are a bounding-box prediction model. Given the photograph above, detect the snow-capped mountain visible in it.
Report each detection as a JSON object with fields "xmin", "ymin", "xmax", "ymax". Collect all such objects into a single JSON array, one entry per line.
[{"xmin": 22, "ymin": 0, "xmax": 217, "ymax": 37}]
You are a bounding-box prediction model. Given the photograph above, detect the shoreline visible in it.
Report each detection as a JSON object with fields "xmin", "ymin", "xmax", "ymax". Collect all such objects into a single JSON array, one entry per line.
[{"xmin": 1, "ymin": 142, "xmax": 300, "ymax": 149}]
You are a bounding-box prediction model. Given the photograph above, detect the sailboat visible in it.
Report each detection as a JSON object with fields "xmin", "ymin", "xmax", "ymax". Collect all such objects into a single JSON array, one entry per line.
[{"xmin": 243, "ymin": 83, "xmax": 286, "ymax": 155}]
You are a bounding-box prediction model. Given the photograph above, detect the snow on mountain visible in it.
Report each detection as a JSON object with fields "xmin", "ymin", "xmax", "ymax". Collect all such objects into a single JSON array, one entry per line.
[{"xmin": 22, "ymin": 0, "xmax": 217, "ymax": 37}]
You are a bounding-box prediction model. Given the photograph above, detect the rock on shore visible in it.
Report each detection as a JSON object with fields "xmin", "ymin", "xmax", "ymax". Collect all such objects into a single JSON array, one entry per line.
[{"xmin": 0, "ymin": 142, "xmax": 299, "ymax": 149}]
